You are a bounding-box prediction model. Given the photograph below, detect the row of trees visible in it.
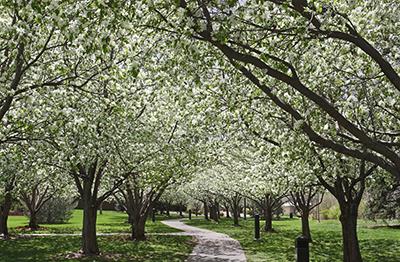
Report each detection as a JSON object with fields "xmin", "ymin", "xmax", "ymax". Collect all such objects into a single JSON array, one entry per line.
[
  {"xmin": 1, "ymin": 1, "xmax": 399, "ymax": 261},
  {"xmin": 0, "ymin": 0, "xmax": 210, "ymax": 256},
  {"xmin": 139, "ymin": 1, "xmax": 399, "ymax": 261}
]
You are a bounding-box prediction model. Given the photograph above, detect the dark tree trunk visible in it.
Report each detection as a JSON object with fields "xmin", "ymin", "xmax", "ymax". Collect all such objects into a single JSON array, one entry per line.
[
  {"xmin": 179, "ymin": 205, "xmax": 183, "ymax": 217},
  {"xmin": 125, "ymin": 196, "xmax": 134, "ymax": 224},
  {"xmin": 232, "ymin": 201, "xmax": 240, "ymax": 226},
  {"xmin": 99, "ymin": 202, "xmax": 103, "ymax": 215},
  {"xmin": 130, "ymin": 199, "xmax": 150, "ymax": 241},
  {"xmin": 132, "ymin": 216, "xmax": 147, "ymax": 241},
  {"xmin": 28, "ymin": 211, "xmax": 39, "ymax": 230},
  {"xmin": 225, "ymin": 206, "xmax": 230, "ymax": 218},
  {"xmin": 127, "ymin": 212, "xmax": 133, "ymax": 224},
  {"xmin": 210, "ymin": 205, "xmax": 215, "ymax": 221},
  {"xmin": 0, "ymin": 190, "xmax": 12, "ymax": 239},
  {"xmin": 82, "ymin": 202, "xmax": 99, "ymax": 255},
  {"xmin": 243, "ymin": 198, "xmax": 247, "ymax": 220},
  {"xmin": 203, "ymin": 201, "xmax": 209, "ymax": 220},
  {"xmin": 210, "ymin": 203, "xmax": 219, "ymax": 222},
  {"xmin": 233, "ymin": 210, "xmax": 239, "ymax": 226},
  {"xmin": 264, "ymin": 205, "xmax": 273, "ymax": 232},
  {"xmin": 301, "ymin": 211, "xmax": 311, "ymax": 242},
  {"xmin": 339, "ymin": 203, "xmax": 362, "ymax": 262}
]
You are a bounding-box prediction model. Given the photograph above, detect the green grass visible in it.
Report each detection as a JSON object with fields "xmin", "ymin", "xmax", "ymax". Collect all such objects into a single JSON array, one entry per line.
[
  {"xmin": 8, "ymin": 210, "xmax": 180, "ymax": 234},
  {"xmin": 1, "ymin": 210, "xmax": 194, "ymax": 261},
  {"xmin": 185, "ymin": 217, "xmax": 400, "ymax": 262},
  {"xmin": 0, "ymin": 235, "xmax": 193, "ymax": 261}
]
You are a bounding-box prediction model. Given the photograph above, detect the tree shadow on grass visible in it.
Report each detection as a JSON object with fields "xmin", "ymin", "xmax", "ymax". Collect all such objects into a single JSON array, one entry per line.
[{"xmin": 0, "ymin": 235, "xmax": 194, "ymax": 262}]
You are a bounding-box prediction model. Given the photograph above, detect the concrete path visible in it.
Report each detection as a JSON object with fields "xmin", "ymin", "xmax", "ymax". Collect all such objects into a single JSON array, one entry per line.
[{"xmin": 162, "ymin": 219, "xmax": 247, "ymax": 262}]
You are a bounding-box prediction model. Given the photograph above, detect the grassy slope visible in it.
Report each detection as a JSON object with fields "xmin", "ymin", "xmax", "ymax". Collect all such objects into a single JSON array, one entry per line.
[
  {"xmin": 185, "ymin": 217, "xmax": 400, "ymax": 262},
  {"xmin": 1, "ymin": 210, "xmax": 193, "ymax": 262}
]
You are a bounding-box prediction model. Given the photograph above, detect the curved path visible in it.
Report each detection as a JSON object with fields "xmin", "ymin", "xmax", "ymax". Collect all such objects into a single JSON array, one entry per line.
[{"xmin": 162, "ymin": 219, "xmax": 247, "ymax": 262}]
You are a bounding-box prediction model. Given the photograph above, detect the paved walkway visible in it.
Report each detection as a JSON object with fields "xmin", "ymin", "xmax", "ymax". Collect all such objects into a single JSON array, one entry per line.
[{"xmin": 162, "ymin": 219, "xmax": 247, "ymax": 262}]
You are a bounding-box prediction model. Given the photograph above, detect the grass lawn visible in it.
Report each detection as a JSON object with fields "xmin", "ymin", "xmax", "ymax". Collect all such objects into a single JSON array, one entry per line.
[
  {"xmin": 1, "ymin": 210, "xmax": 193, "ymax": 261},
  {"xmin": 185, "ymin": 217, "xmax": 400, "ymax": 262},
  {"xmin": 0, "ymin": 235, "xmax": 193, "ymax": 262},
  {"xmin": 8, "ymin": 209, "xmax": 181, "ymax": 234}
]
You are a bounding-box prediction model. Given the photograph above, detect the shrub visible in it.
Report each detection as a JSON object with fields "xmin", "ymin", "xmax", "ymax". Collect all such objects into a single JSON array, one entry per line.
[
  {"xmin": 36, "ymin": 197, "xmax": 76, "ymax": 224},
  {"xmin": 321, "ymin": 205, "xmax": 341, "ymax": 220}
]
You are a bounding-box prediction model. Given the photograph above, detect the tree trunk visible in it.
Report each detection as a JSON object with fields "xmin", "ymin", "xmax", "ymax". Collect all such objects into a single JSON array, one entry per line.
[
  {"xmin": 179, "ymin": 205, "xmax": 183, "ymax": 217},
  {"xmin": 127, "ymin": 212, "xmax": 133, "ymax": 224},
  {"xmin": 340, "ymin": 204, "xmax": 362, "ymax": 262},
  {"xmin": 210, "ymin": 204, "xmax": 218, "ymax": 222},
  {"xmin": 0, "ymin": 191, "xmax": 12, "ymax": 239},
  {"xmin": 82, "ymin": 202, "xmax": 99, "ymax": 255},
  {"xmin": 29, "ymin": 211, "xmax": 39, "ymax": 230},
  {"xmin": 225, "ymin": 206, "xmax": 230, "ymax": 218},
  {"xmin": 301, "ymin": 211, "xmax": 311, "ymax": 242},
  {"xmin": 233, "ymin": 210, "xmax": 239, "ymax": 226},
  {"xmin": 243, "ymin": 198, "xmax": 247, "ymax": 220},
  {"xmin": 99, "ymin": 202, "xmax": 103, "ymax": 215},
  {"xmin": 264, "ymin": 205, "xmax": 273, "ymax": 232},
  {"xmin": 232, "ymin": 202, "xmax": 239, "ymax": 226},
  {"xmin": 132, "ymin": 216, "xmax": 147, "ymax": 241},
  {"xmin": 204, "ymin": 202, "xmax": 209, "ymax": 220}
]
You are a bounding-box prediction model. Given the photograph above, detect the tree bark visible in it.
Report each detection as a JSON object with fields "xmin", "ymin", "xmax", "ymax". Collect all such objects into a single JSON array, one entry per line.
[
  {"xmin": 225, "ymin": 206, "xmax": 230, "ymax": 218},
  {"xmin": 339, "ymin": 203, "xmax": 362, "ymax": 262},
  {"xmin": 99, "ymin": 202, "xmax": 103, "ymax": 215},
  {"xmin": 210, "ymin": 203, "xmax": 219, "ymax": 222},
  {"xmin": 243, "ymin": 198, "xmax": 247, "ymax": 220},
  {"xmin": 264, "ymin": 205, "xmax": 273, "ymax": 232},
  {"xmin": 203, "ymin": 201, "xmax": 209, "ymax": 220},
  {"xmin": 132, "ymin": 215, "xmax": 147, "ymax": 241},
  {"xmin": 0, "ymin": 190, "xmax": 12, "ymax": 239},
  {"xmin": 232, "ymin": 201, "xmax": 240, "ymax": 226},
  {"xmin": 301, "ymin": 210, "xmax": 311, "ymax": 242},
  {"xmin": 82, "ymin": 201, "xmax": 99, "ymax": 255},
  {"xmin": 28, "ymin": 211, "xmax": 39, "ymax": 230},
  {"xmin": 179, "ymin": 205, "xmax": 183, "ymax": 217},
  {"xmin": 128, "ymin": 213, "xmax": 133, "ymax": 224}
]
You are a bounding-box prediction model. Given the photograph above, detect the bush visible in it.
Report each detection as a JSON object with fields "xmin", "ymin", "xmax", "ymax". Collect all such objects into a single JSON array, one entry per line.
[
  {"xmin": 36, "ymin": 197, "xmax": 76, "ymax": 224},
  {"xmin": 321, "ymin": 205, "xmax": 341, "ymax": 220}
]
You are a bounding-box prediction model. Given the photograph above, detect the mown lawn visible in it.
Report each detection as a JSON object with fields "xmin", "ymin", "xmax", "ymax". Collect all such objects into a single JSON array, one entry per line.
[
  {"xmin": 0, "ymin": 235, "xmax": 193, "ymax": 262},
  {"xmin": 185, "ymin": 217, "xmax": 400, "ymax": 262},
  {"xmin": 1, "ymin": 210, "xmax": 193, "ymax": 262},
  {"xmin": 8, "ymin": 209, "xmax": 181, "ymax": 234}
]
